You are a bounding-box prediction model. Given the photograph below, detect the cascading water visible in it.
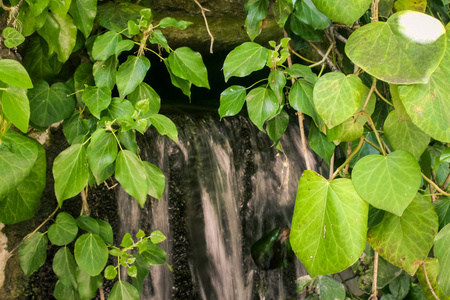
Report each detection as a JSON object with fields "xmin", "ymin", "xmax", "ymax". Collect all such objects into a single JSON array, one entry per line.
[{"xmin": 118, "ymin": 109, "xmax": 319, "ymax": 299}]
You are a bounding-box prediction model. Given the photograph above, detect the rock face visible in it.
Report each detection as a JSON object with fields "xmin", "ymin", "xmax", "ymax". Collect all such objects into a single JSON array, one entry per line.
[{"xmin": 146, "ymin": 0, "xmax": 247, "ymax": 17}]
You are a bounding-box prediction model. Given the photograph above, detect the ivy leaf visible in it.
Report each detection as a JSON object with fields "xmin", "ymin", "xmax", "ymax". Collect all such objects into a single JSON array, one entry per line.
[
  {"xmin": 92, "ymin": 31, "xmax": 122, "ymax": 61},
  {"xmin": 309, "ymin": 123, "xmax": 335, "ymax": 166},
  {"xmin": 246, "ymin": 87, "xmax": 279, "ymax": 131},
  {"xmin": 74, "ymin": 62, "xmax": 94, "ymax": 104},
  {"xmin": 352, "ymin": 151, "xmax": 422, "ymax": 216},
  {"xmin": 26, "ymin": 0, "xmax": 50, "ymax": 17},
  {"xmin": 167, "ymin": 47, "xmax": 209, "ymax": 89},
  {"xmin": 2, "ymin": 27, "xmax": 25, "ymax": 48},
  {"xmin": 141, "ymin": 241, "xmax": 167, "ymax": 265},
  {"xmin": 77, "ymin": 215, "xmax": 100, "ymax": 234},
  {"xmin": 93, "ymin": 56, "xmax": 117, "ymax": 90},
  {"xmin": 394, "ymin": 0, "xmax": 427, "ymax": 12},
  {"xmin": 74, "ymin": 233, "xmax": 108, "ymax": 277},
  {"xmin": 18, "ymin": 232, "xmax": 48, "ymax": 277},
  {"xmin": 367, "ymin": 194, "xmax": 438, "ymax": 275},
  {"xmin": 434, "ymin": 224, "xmax": 450, "ymax": 295},
  {"xmin": 109, "ymin": 280, "xmax": 140, "ymax": 300},
  {"xmin": 49, "ymin": 0, "xmax": 72, "ymax": 17},
  {"xmin": 434, "ymin": 197, "xmax": 450, "ymax": 230},
  {"xmin": 118, "ymin": 129, "xmax": 138, "ymax": 154},
  {"xmin": 82, "ymin": 86, "xmax": 112, "ymax": 119},
  {"xmin": 337, "ymin": 119, "xmax": 364, "ymax": 142},
  {"xmin": 291, "ymin": 171, "xmax": 368, "ymax": 277},
  {"xmin": 63, "ymin": 110, "xmax": 89, "ymax": 145},
  {"xmin": 311, "ymin": 0, "xmax": 372, "ymax": 26},
  {"xmin": 289, "ymin": 11, "xmax": 323, "ymax": 42},
  {"xmin": 128, "ymin": 82, "xmax": 161, "ymax": 116},
  {"xmin": 266, "ymin": 109, "xmax": 289, "ymax": 147},
  {"xmin": 69, "ymin": 0, "xmax": 97, "ymax": 38},
  {"xmin": 159, "ymin": 17, "xmax": 192, "ymax": 30},
  {"xmin": 53, "ymin": 143, "xmax": 89, "ymax": 206},
  {"xmin": 96, "ymin": 2, "xmax": 142, "ymax": 37},
  {"xmin": 345, "ymin": 11, "xmax": 446, "ymax": 84},
  {"xmin": 0, "ymin": 59, "xmax": 33, "ymax": 88},
  {"xmin": 28, "ymin": 80, "xmax": 76, "ymax": 127},
  {"xmin": 313, "ymin": 72, "xmax": 363, "ymax": 128},
  {"xmin": 53, "ymin": 280, "xmax": 77, "ymax": 300},
  {"xmin": 150, "ymin": 230, "xmax": 166, "ymax": 244},
  {"xmin": 416, "ymin": 258, "xmax": 448, "ymax": 299},
  {"xmin": 87, "ymin": 129, "xmax": 118, "ymax": 185},
  {"xmin": 76, "ymin": 268, "xmax": 103, "ymax": 299},
  {"xmin": 269, "ymin": 69, "xmax": 286, "ymax": 104},
  {"xmin": 164, "ymin": 60, "xmax": 191, "ymax": 100},
  {"xmin": 317, "ymin": 276, "xmax": 346, "ymax": 299},
  {"xmin": 223, "ymin": 42, "xmax": 269, "ymax": 82},
  {"xmin": 285, "ymin": 64, "xmax": 318, "ymax": 84},
  {"xmin": 23, "ymin": 36, "xmax": 63, "ymax": 82},
  {"xmin": 289, "ymin": 79, "xmax": 323, "ymax": 128},
  {"xmin": 1, "ymin": 85, "xmax": 30, "ymax": 133},
  {"xmin": 218, "ymin": 85, "xmax": 247, "ymax": 119},
  {"xmin": 148, "ymin": 114, "xmax": 178, "ymax": 143},
  {"xmin": 116, "ymin": 55, "xmax": 151, "ymax": 97},
  {"xmin": 292, "ymin": 0, "xmax": 330, "ymax": 30},
  {"xmin": 245, "ymin": 0, "xmax": 269, "ymax": 26},
  {"xmin": 104, "ymin": 265, "xmax": 117, "ymax": 280},
  {"xmin": 273, "ymin": 0, "xmax": 293, "ymax": 27},
  {"xmin": 48, "ymin": 212, "xmax": 78, "ymax": 246},
  {"xmin": 143, "ymin": 162, "xmax": 165, "ymax": 200},
  {"xmin": 149, "ymin": 29, "xmax": 169, "ymax": 52},
  {"xmin": 115, "ymin": 150, "xmax": 148, "ymax": 207},
  {"xmin": 53, "ymin": 247, "xmax": 78, "ymax": 290},
  {"xmin": 53, "ymin": 13, "xmax": 77, "ymax": 63},
  {"xmin": 389, "ymin": 272, "xmax": 411, "ymax": 300},
  {"xmin": 115, "ymin": 40, "xmax": 135, "ymax": 57},
  {"xmin": 97, "ymin": 219, "xmax": 114, "ymax": 245}
]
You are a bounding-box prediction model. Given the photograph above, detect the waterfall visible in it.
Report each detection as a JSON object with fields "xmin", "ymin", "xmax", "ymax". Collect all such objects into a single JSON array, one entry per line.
[{"xmin": 117, "ymin": 111, "xmax": 318, "ymax": 299}]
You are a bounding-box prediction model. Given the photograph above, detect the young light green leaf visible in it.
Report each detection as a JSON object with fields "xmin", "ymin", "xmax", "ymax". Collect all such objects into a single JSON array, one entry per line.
[
  {"xmin": 167, "ymin": 47, "xmax": 209, "ymax": 89},
  {"xmin": 352, "ymin": 150, "xmax": 422, "ymax": 216},
  {"xmin": 48, "ymin": 212, "xmax": 78, "ymax": 246},
  {"xmin": 159, "ymin": 17, "xmax": 192, "ymax": 29},
  {"xmin": 292, "ymin": 0, "xmax": 330, "ymax": 30},
  {"xmin": 266, "ymin": 109, "xmax": 289, "ymax": 146},
  {"xmin": 128, "ymin": 82, "xmax": 161, "ymax": 117},
  {"xmin": 121, "ymin": 233, "xmax": 133, "ymax": 248},
  {"xmin": 143, "ymin": 161, "xmax": 165, "ymax": 200},
  {"xmin": 148, "ymin": 114, "xmax": 178, "ymax": 143},
  {"xmin": 105, "ymin": 265, "xmax": 117, "ymax": 280},
  {"xmin": 127, "ymin": 20, "xmax": 140, "ymax": 35},
  {"xmin": 150, "ymin": 230, "xmax": 166, "ymax": 244},
  {"xmin": 19, "ymin": 232, "xmax": 48, "ymax": 277},
  {"xmin": 2, "ymin": 27, "xmax": 25, "ymax": 48},
  {"xmin": 434, "ymin": 224, "xmax": 450, "ymax": 295},
  {"xmin": 0, "ymin": 59, "xmax": 33, "ymax": 88},
  {"xmin": 218, "ymin": 85, "xmax": 246, "ymax": 119},
  {"xmin": 93, "ymin": 56, "xmax": 117, "ymax": 90},
  {"xmin": 115, "ymin": 150, "xmax": 148, "ymax": 207},
  {"xmin": 53, "ymin": 247, "xmax": 78, "ymax": 290},
  {"xmin": 345, "ymin": 11, "xmax": 446, "ymax": 84},
  {"xmin": 74, "ymin": 233, "xmax": 108, "ymax": 277},
  {"xmin": 82, "ymin": 86, "xmax": 112, "ymax": 119},
  {"xmin": 77, "ymin": 215, "xmax": 100, "ymax": 234},
  {"xmin": 337, "ymin": 118, "xmax": 364, "ymax": 142},
  {"xmin": 317, "ymin": 276, "xmax": 345, "ymax": 300},
  {"xmin": 308, "ymin": 123, "xmax": 335, "ymax": 166},
  {"xmin": 246, "ymin": 87, "xmax": 279, "ymax": 131},
  {"xmin": 273, "ymin": 0, "xmax": 293, "ymax": 27},
  {"xmin": 127, "ymin": 265, "xmax": 138, "ymax": 278},
  {"xmin": 313, "ymin": 72, "xmax": 363, "ymax": 128},
  {"xmin": 291, "ymin": 170, "xmax": 368, "ymax": 277},
  {"xmin": 87, "ymin": 129, "xmax": 117, "ymax": 185},
  {"xmin": 223, "ymin": 42, "xmax": 269, "ymax": 82},
  {"xmin": 92, "ymin": 31, "xmax": 122, "ymax": 61},
  {"xmin": 311, "ymin": 0, "xmax": 372, "ymax": 26},
  {"xmin": 367, "ymin": 194, "xmax": 438, "ymax": 275},
  {"xmin": 116, "ymin": 55, "xmax": 151, "ymax": 97},
  {"xmin": 49, "ymin": 0, "xmax": 72, "ymax": 17},
  {"xmin": 97, "ymin": 219, "xmax": 114, "ymax": 245},
  {"xmin": 26, "ymin": 0, "xmax": 50, "ymax": 17},
  {"xmin": 1, "ymin": 85, "xmax": 30, "ymax": 133},
  {"xmin": 53, "ymin": 143, "xmax": 89, "ymax": 206},
  {"xmin": 109, "ymin": 280, "xmax": 140, "ymax": 300}
]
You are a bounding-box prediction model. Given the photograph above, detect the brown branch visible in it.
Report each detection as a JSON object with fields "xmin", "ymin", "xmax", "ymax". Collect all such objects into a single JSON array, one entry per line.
[
  {"xmin": 0, "ymin": 0, "xmax": 11, "ymax": 10},
  {"xmin": 81, "ymin": 187, "xmax": 90, "ymax": 216},
  {"xmin": 422, "ymin": 262, "xmax": 440, "ymax": 300},
  {"xmin": 193, "ymin": 0, "xmax": 214, "ymax": 53},
  {"xmin": 329, "ymin": 152, "xmax": 335, "ymax": 179},
  {"xmin": 371, "ymin": 0, "xmax": 380, "ymax": 23},
  {"xmin": 369, "ymin": 251, "xmax": 379, "ymax": 300},
  {"xmin": 99, "ymin": 286, "xmax": 106, "ymax": 300},
  {"xmin": 333, "ymin": 30, "xmax": 348, "ymax": 43}
]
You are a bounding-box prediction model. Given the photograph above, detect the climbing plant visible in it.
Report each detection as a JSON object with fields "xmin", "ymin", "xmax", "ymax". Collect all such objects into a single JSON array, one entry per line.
[{"xmin": 0, "ymin": 0, "xmax": 449, "ymax": 299}]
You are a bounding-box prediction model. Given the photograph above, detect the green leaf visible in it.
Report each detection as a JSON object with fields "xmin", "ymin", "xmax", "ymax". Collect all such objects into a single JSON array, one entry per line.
[
  {"xmin": 127, "ymin": 265, "xmax": 138, "ymax": 278},
  {"xmin": 292, "ymin": 0, "xmax": 330, "ymax": 30},
  {"xmin": 285, "ymin": 64, "xmax": 318, "ymax": 84},
  {"xmin": 309, "ymin": 123, "xmax": 335, "ymax": 166},
  {"xmin": 311, "ymin": 0, "xmax": 372, "ymax": 26},
  {"xmin": 25, "ymin": 0, "xmax": 50, "ymax": 17},
  {"xmin": 23, "ymin": 36, "xmax": 63, "ymax": 82},
  {"xmin": 289, "ymin": 12, "xmax": 323, "ymax": 42},
  {"xmin": 53, "ymin": 13, "xmax": 77, "ymax": 63},
  {"xmin": 87, "ymin": 129, "xmax": 117, "ymax": 185},
  {"xmin": 266, "ymin": 109, "xmax": 289, "ymax": 146},
  {"xmin": 1, "ymin": 85, "xmax": 30, "ymax": 133},
  {"xmin": 76, "ymin": 268, "xmax": 103, "ymax": 299},
  {"xmin": 384, "ymin": 110, "xmax": 430, "ymax": 160},
  {"xmin": 164, "ymin": 60, "xmax": 191, "ymax": 99},
  {"xmin": 345, "ymin": 11, "xmax": 446, "ymax": 84},
  {"xmin": 291, "ymin": 170, "xmax": 368, "ymax": 277},
  {"xmin": 149, "ymin": 29, "xmax": 169, "ymax": 52},
  {"xmin": 19, "ymin": 232, "xmax": 48, "ymax": 277},
  {"xmin": 2, "ymin": 27, "xmax": 25, "ymax": 48},
  {"xmin": 53, "ymin": 247, "xmax": 78, "ymax": 290},
  {"xmin": 116, "ymin": 55, "xmax": 151, "ymax": 97},
  {"xmin": 289, "ymin": 79, "xmax": 323, "ymax": 128},
  {"xmin": 0, "ymin": 59, "xmax": 33, "ymax": 88},
  {"xmin": 159, "ymin": 17, "xmax": 192, "ymax": 29},
  {"xmin": 96, "ymin": 2, "xmax": 142, "ymax": 37},
  {"xmin": 167, "ymin": 47, "xmax": 209, "ymax": 89},
  {"xmin": 128, "ymin": 82, "xmax": 160, "ymax": 116},
  {"xmin": 109, "ymin": 280, "xmax": 140, "ymax": 300},
  {"xmin": 29, "ymin": 80, "xmax": 76, "ymax": 127},
  {"xmin": 50, "ymin": 0, "xmax": 72, "ymax": 17},
  {"xmin": 37, "ymin": 12, "xmax": 60, "ymax": 55},
  {"xmin": 349, "ymin": 132, "xmax": 380, "ymax": 168},
  {"xmin": 337, "ymin": 119, "xmax": 364, "ymax": 142},
  {"xmin": 218, "ymin": 85, "xmax": 247, "ymax": 119},
  {"xmin": 317, "ymin": 276, "xmax": 345, "ymax": 300},
  {"xmin": 141, "ymin": 241, "xmax": 167, "ymax": 265},
  {"xmin": 92, "ymin": 31, "xmax": 122, "ymax": 61},
  {"xmin": 108, "ymin": 97, "xmax": 135, "ymax": 120},
  {"xmin": 104, "ymin": 265, "xmax": 117, "ymax": 280},
  {"xmin": 74, "ymin": 62, "xmax": 94, "ymax": 104},
  {"xmin": 121, "ymin": 233, "xmax": 133, "ymax": 248},
  {"xmin": 97, "ymin": 219, "xmax": 114, "ymax": 245},
  {"xmin": 82, "ymin": 86, "xmax": 112, "ymax": 119},
  {"xmin": 245, "ymin": 0, "xmax": 269, "ymax": 26},
  {"xmin": 150, "ymin": 230, "xmax": 166, "ymax": 244},
  {"xmin": 223, "ymin": 42, "xmax": 269, "ymax": 82},
  {"xmin": 143, "ymin": 161, "xmax": 165, "ymax": 200},
  {"xmin": 93, "ymin": 56, "xmax": 117, "ymax": 91},
  {"xmin": 394, "ymin": 0, "xmax": 427, "ymax": 12},
  {"xmin": 389, "ymin": 272, "xmax": 411, "ymax": 300},
  {"xmin": 367, "ymin": 193, "xmax": 438, "ymax": 275},
  {"xmin": 115, "ymin": 40, "xmax": 135, "ymax": 58},
  {"xmin": 268, "ymin": 69, "xmax": 286, "ymax": 104},
  {"xmin": 246, "ymin": 87, "xmax": 279, "ymax": 131},
  {"xmin": 63, "ymin": 110, "xmax": 89, "ymax": 145},
  {"xmin": 77, "ymin": 215, "xmax": 99, "ymax": 234},
  {"xmin": 53, "ymin": 280, "xmax": 77, "ymax": 300},
  {"xmin": 352, "ymin": 151, "xmax": 422, "ymax": 216},
  {"xmin": 53, "ymin": 143, "xmax": 89, "ymax": 206},
  {"xmin": 148, "ymin": 114, "xmax": 178, "ymax": 143},
  {"xmin": 69, "ymin": 0, "xmax": 97, "ymax": 38},
  {"xmin": 273, "ymin": 0, "xmax": 293, "ymax": 27},
  {"xmin": 74, "ymin": 233, "xmax": 108, "ymax": 276},
  {"xmin": 434, "ymin": 224, "xmax": 450, "ymax": 295},
  {"xmin": 434, "ymin": 197, "xmax": 450, "ymax": 230},
  {"xmin": 115, "ymin": 150, "xmax": 148, "ymax": 207},
  {"xmin": 48, "ymin": 212, "xmax": 78, "ymax": 246},
  {"xmin": 127, "ymin": 20, "xmax": 139, "ymax": 35},
  {"xmin": 118, "ymin": 129, "xmax": 138, "ymax": 154},
  {"xmin": 416, "ymin": 258, "xmax": 449, "ymax": 300},
  {"xmin": 313, "ymin": 72, "xmax": 363, "ymax": 128}
]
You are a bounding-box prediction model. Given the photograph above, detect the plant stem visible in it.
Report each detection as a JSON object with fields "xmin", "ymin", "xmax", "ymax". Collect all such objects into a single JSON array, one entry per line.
[
  {"xmin": 306, "ymin": 41, "xmax": 339, "ymax": 72},
  {"xmin": 287, "ymin": 46, "xmax": 317, "ymax": 64},
  {"xmin": 9, "ymin": 207, "xmax": 59, "ymax": 254},
  {"xmin": 422, "ymin": 173, "xmax": 450, "ymax": 197},
  {"xmin": 363, "ymin": 137, "xmax": 383, "ymax": 153},
  {"xmin": 193, "ymin": 0, "xmax": 214, "ymax": 53},
  {"xmin": 359, "ymin": 111, "xmax": 386, "ymax": 156},
  {"xmin": 371, "ymin": 0, "xmax": 380, "ymax": 23},
  {"xmin": 344, "ymin": 142, "xmax": 352, "ymax": 178},
  {"xmin": 309, "ymin": 45, "xmax": 333, "ymax": 69},
  {"xmin": 330, "ymin": 135, "xmax": 364, "ymax": 181},
  {"xmin": 441, "ymin": 173, "xmax": 450, "ymax": 191},
  {"xmin": 329, "ymin": 152, "xmax": 335, "ymax": 179},
  {"xmin": 81, "ymin": 187, "xmax": 90, "ymax": 216},
  {"xmin": 374, "ymin": 88, "xmax": 393, "ymax": 106},
  {"xmin": 99, "ymin": 286, "xmax": 105, "ymax": 300},
  {"xmin": 361, "ymin": 78, "xmax": 377, "ymax": 112},
  {"xmin": 422, "ymin": 262, "xmax": 440, "ymax": 300},
  {"xmin": 246, "ymin": 78, "xmax": 268, "ymax": 90},
  {"xmin": 369, "ymin": 251, "xmax": 379, "ymax": 300}
]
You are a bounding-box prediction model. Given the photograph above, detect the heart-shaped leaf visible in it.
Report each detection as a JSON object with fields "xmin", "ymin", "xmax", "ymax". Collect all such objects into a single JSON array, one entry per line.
[
  {"xmin": 109, "ymin": 280, "xmax": 140, "ymax": 300},
  {"xmin": 2, "ymin": 27, "xmax": 25, "ymax": 48},
  {"xmin": 291, "ymin": 170, "xmax": 368, "ymax": 277},
  {"xmin": 148, "ymin": 114, "xmax": 178, "ymax": 143},
  {"xmin": 116, "ymin": 55, "xmax": 150, "ymax": 97},
  {"xmin": 0, "ymin": 59, "xmax": 33, "ymax": 88},
  {"xmin": 82, "ymin": 86, "xmax": 112, "ymax": 119},
  {"xmin": 434, "ymin": 224, "xmax": 450, "ymax": 295},
  {"xmin": 223, "ymin": 42, "xmax": 269, "ymax": 82},
  {"xmin": 352, "ymin": 150, "xmax": 422, "ymax": 216},
  {"xmin": 74, "ymin": 233, "xmax": 108, "ymax": 277},
  {"xmin": 219, "ymin": 85, "xmax": 247, "ymax": 119},
  {"xmin": 292, "ymin": 0, "xmax": 330, "ymax": 30},
  {"xmin": 93, "ymin": 56, "xmax": 117, "ymax": 90},
  {"xmin": 245, "ymin": 86, "xmax": 279, "ymax": 131},
  {"xmin": 48, "ymin": 212, "xmax": 78, "ymax": 246},
  {"xmin": 92, "ymin": 30, "xmax": 122, "ymax": 61},
  {"xmin": 167, "ymin": 47, "xmax": 209, "ymax": 89},
  {"xmin": 367, "ymin": 194, "xmax": 438, "ymax": 275},
  {"xmin": 345, "ymin": 11, "xmax": 446, "ymax": 84},
  {"xmin": 311, "ymin": 0, "xmax": 371, "ymax": 26},
  {"xmin": 87, "ymin": 129, "xmax": 118, "ymax": 185}
]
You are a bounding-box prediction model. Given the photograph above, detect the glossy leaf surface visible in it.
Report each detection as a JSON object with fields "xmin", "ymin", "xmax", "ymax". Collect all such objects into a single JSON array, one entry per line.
[
  {"xmin": 48, "ymin": 212, "xmax": 78, "ymax": 246},
  {"xmin": 74, "ymin": 233, "xmax": 108, "ymax": 277},
  {"xmin": 223, "ymin": 42, "xmax": 269, "ymax": 82},
  {"xmin": 312, "ymin": 0, "xmax": 371, "ymax": 26}
]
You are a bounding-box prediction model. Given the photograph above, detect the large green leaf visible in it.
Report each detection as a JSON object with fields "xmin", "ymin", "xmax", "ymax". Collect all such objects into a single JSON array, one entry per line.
[
  {"xmin": 116, "ymin": 55, "xmax": 150, "ymax": 97},
  {"xmin": 76, "ymin": 268, "xmax": 103, "ymax": 299},
  {"xmin": 291, "ymin": 170, "xmax": 368, "ymax": 277},
  {"xmin": 23, "ymin": 36, "xmax": 63, "ymax": 82},
  {"xmin": 311, "ymin": 0, "xmax": 371, "ymax": 26},
  {"xmin": 93, "ymin": 56, "xmax": 117, "ymax": 90},
  {"xmin": 148, "ymin": 114, "xmax": 178, "ymax": 143},
  {"xmin": 268, "ymin": 70, "xmax": 286, "ymax": 104},
  {"xmin": 292, "ymin": 0, "xmax": 330, "ymax": 30},
  {"xmin": 74, "ymin": 62, "xmax": 94, "ymax": 104},
  {"xmin": 53, "ymin": 281, "xmax": 77, "ymax": 300},
  {"xmin": 285, "ymin": 64, "xmax": 318, "ymax": 84},
  {"xmin": 141, "ymin": 241, "xmax": 167, "ymax": 265},
  {"xmin": 384, "ymin": 110, "xmax": 430, "ymax": 160},
  {"xmin": 352, "ymin": 151, "xmax": 422, "ymax": 216},
  {"xmin": 53, "ymin": 13, "xmax": 77, "ymax": 63},
  {"xmin": 69, "ymin": 0, "xmax": 97, "ymax": 38},
  {"xmin": 313, "ymin": 72, "xmax": 363, "ymax": 128},
  {"xmin": 77, "ymin": 215, "xmax": 100, "ymax": 234},
  {"xmin": 345, "ymin": 11, "xmax": 446, "ymax": 84},
  {"xmin": 434, "ymin": 197, "xmax": 450, "ymax": 230},
  {"xmin": 97, "ymin": 219, "xmax": 114, "ymax": 245},
  {"xmin": 128, "ymin": 82, "xmax": 160, "ymax": 116},
  {"xmin": 143, "ymin": 161, "xmax": 165, "ymax": 200},
  {"xmin": 317, "ymin": 276, "xmax": 346, "ymax": 300},
  {"xmin": 53, "ymin": 143, "xmax": 89, "ymax": 206},
  {"xmin": 82, "ymin": 86, "xmax": 111, "ymax": 119},
  {"xmin": 223, "ymin": 42, "xmax": 269, "ymax": 82},
  {"xmin": 48, "ymin": 212, "xmax": 78, "ymax": 246},
  {"xmin": 164, "ymin": 60, "xmax": 191, "ymax": 99},
  {"xmin": 289, "ymin": 14, "xmax": 323, "ymax": 42},
  {"xmin": 19, "ymin": 232, "xmax": 48, "ymax": 277},
  {"xmin": 367, "ymin": 194, "xmax": 438, "ymax": 275},
  {"xmin": 273, "ymin": 0, "xmax": 293, "ymax": 27},
  {"xmin": 74, "ymin": 233, "xmax": 108, "ymax": 277},
  {"xmin": 416, "ymin": 258, "xmax": 449, "ymax": 300},
  {"xmin": 109, "ymin": 280, "xmax": 140, "ymax": 300},
  {"xmin": 50, "ymin": 0, "xmax": 72, "ymax": 17},
  {"xmin": 92, "ymin": 31, "xmax": 122, "ymax": 61},
  {"xmin": 434, "ymin": 224, "xmax": 450, "ymax": 295},
  {"xmin": 53, "ymin": 247, "xmax": 78, "ymax": 290},
  {"xmin": 167, "ymin": 47, "xmax": 209, "ymax": 89},
  {"xmin": 28, "ymin": 80, "xmax": 76, "ymax": 127},
  {"xmin": 115, "ymin": 150, "xmax": 148, "ymax": 207},
  {"xmin": 245, "ymin": 86, "xmax": 279, "ymax": 131},
  {"xmin": 87, "ymin": 129, "xmax": 117, "ymax": 185},
  {"xmin": 389, "ymin": 272, "xmax": 411, "ymax": 300},
  {"xmin": 289, "ymin": 79, "xmax": 323, "ymax": 128},
  {"xmin": 1, "ymin": 85, "xmax": 30, "ymax": 133},
  {"xmin": 218, "ymin": 85, "xmax": 247, "ymax": 119},
  {"xmin": 96, "ymin": 2, "xmax": 143, "ymax": 37},
  {"xmin": 0, "ymin": 59, "xmax": 33, "ymax": 88}
]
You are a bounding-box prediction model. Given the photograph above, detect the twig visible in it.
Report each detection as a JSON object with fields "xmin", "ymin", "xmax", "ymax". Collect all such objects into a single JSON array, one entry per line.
[
  {"xmin": 344, "ymin": 142, "xmax": 352, "ymax": 178},
  {"xmin": 330, "ymin": 135, "xmax": 365, "ymax": 181},
  {"xmin": 369, "ymin": 252, "xmax": 379, "ymax": 300},
  {"xmin": 99, "ymin": 286, "xmax": 106, "ymax": 300},
  {"xmin": 329, "ymin": 152, "xmax": 335, "ymax": 179},
  {"xmin": 309, "ymin": 45, "xmax": 333, "ymax": 69},
  {"xmin": 9, "ymin": 207, "xmax": 59, "ymax": 254},
  {"xmin": 422, "ymin": 173, "xmax": 450, "ymax": 196},
  {"xmin": 81, "ymin": 187, "xmax": 90, "ymax": 216},
  {"xmin": 430, "ymin": 183, "xmax": 437, "ymax": 203},
  {"xmin": 441, "ymin": 173, "xmax": 450, "ymax": 191},
  {"xmin": 0, "ymin": 0, "xmax": 11, "ymax": 10},
  {"xmin": 363, "ymin": 137, "xmax": 383, "ymax": 153},
  {"xmin": 193, "ymin": 0, "xmax": 214, "ymax": 53},
  {"xmin": 288, "ymin": 45, "xmax": 317, "ymax": 64},
  {"xmin": 374, "ymin": 88, "xmax": 394, "ymax": 106},
  {"xmin": 358, "ymin": 111, "xmax": 386, "ymax": 156},
  {"xmin": 422, "ymin": 262, "xmax": 440, "ymax": 300},
  {"xmin": 306, "ymin": 41, "xmax": 339, "ymax": 72},
  {"xmin": 334, "ymin": 30, "xmax": 348, "ymax": 43}
]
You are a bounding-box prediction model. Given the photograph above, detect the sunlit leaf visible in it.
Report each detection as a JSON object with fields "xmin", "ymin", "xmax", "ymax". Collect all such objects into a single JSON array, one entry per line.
[
  {"xmin": 219, "ymin": 85, "xmax": 246, "ymax": 119},
  {"xmin": 1, "ymin": 85, "xmax": 30, "ymax": 133},
  {"xmin": 245, "ymin": 86, "xmax": 279, "ymax": 131},
  {"xmin": 0, "ymin": 59, "xmax": 33, "ymax": 88},
  {"xmin": 82, "ymin": 86, "xmax": 112, "ymax": 119},
  {"xmin": 116, "ymin": 55, "xmax": 150, "ymax": 97},
  {"xmin": 167, "ymin": 47, "xmax": 209, "ymax": 89},
  {"xmin": 2, "ymin": 27, "xmax": 25, "ymax": 48},
  {"xmin": 223, "ymin": 42, "xmax": 269, "ymax": 82},
  {"xmin": 148, "ymin": 114, "xmax": 178, "ymax": 143},
  {"xmin": 92, "ymin": 31, "xmax": 122, "ymax": 61},
  {"xmin": 434, "ymin": 224, "xmax": 450, "ymax": 295},
  {"xmin": 109, "ymin": 280, "xmax": 140, "ymax": 300},
  {"xmin": 143, "ymin": 161, "xmax": 165, "ymax": 200},
  {"xmin": 159, "ymin": 17, "xmax": 192, "ymax": 29}
]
